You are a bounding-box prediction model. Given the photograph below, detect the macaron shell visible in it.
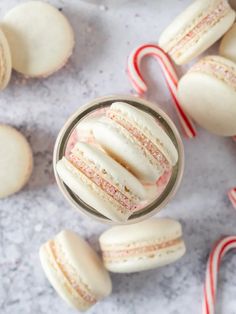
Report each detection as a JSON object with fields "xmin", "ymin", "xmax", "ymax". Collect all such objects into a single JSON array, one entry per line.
[
  {"xmin": 0, "ymin": 27, "xmax": 12, "ymax": 89},
  {"xmin": 39, "ymin": 245, "xmax": 90, "ymax": 311},
  {"xmin": 103, "ymin": 240, "xmax": 186, "ymax": 273},
  {"xmin": 0, "ymin": 125, "xmax": 33, "ymax": 198},
  {"xmin": 72, "ymin": 142, "xmax": 146, "ymax": 200},
  {"xmin": 220, "ymin": 23, "xmax": 236, "ymax": 63},
  {"xmin": 93, "ymin": 119, "xmax": 162, "ymax": 182},
  {"xmin": 1, "ymin": 1, "xmax": 74, "ymax": 77},
  {"xmin": 100, "ymin": 218, "xmax": 183, "ymax": 245},
  {"xmin": 178, "ymin": 71, "xmax": 236, "ymax": 136},
  {"xmin": 56, "ymin": 158, "xmax": 131, "ymax": 222}
]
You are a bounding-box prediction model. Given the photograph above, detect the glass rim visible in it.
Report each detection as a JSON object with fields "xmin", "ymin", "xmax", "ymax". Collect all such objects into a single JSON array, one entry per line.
[{"xmin": 53, "ymin": 94, "xmax": 185, "ymax": 225}]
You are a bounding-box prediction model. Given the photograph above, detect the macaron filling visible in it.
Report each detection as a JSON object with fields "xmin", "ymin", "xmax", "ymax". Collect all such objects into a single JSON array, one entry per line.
[
  {"xmin": 68, "ymin": 153, "xmax": 138, "ymax": 212},
  {"xmin": 167, "ymin": 0, "xmax": 231, "ymax": 58},
  {"xmin": 102, "ymin": 237, "xmax": 182, "ymax": 262},
  {"xmin": 46, "ymin": 240, "xmax": 97, "ymax": 305},
  {"xmin": 190, "ymin": 57, "xmax": 236, "ymax": 90},
  {"xmin": 106, "ymin": 110, "xmax": 170, "ymax": 171}
]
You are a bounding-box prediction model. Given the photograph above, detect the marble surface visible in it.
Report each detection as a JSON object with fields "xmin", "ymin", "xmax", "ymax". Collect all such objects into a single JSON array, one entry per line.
[{"xmin": 1, "ymin": 0, "xmax": 236, "ymax": 313}]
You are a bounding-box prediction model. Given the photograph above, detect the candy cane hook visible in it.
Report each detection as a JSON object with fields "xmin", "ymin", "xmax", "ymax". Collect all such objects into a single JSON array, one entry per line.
[
  {"xmin": 202, "ymin": 236, "xmax": 236, "ymax": 314},
  {"xmin": 127, "ymin": 44, "xmax": 197, "ymax": 139}
]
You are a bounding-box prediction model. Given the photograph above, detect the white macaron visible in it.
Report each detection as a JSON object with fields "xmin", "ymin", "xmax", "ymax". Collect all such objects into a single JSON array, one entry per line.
[
  {"xmin": 56, "ymin": 142, "xmax": 146, "ymax": 222},
  {"xmin": 159, "ymin": 0, "xmax": 235, "ymax": 65},
  {"xmin": 0, "ymin": 125, "xmax": 33, "ymax": 198},
  {"xmin": 99, "ymin": 218, "xmax": 186, "ymax": 273},
  {"xmin": 92, "ymin": 102, "xmax": 178, "ymax": 183},
  {"xmin": 40, "ymin": 230, "xmax": 112, "ymax": 311},
  {"xmin": 178, "ymin": 55, "xmax": 236, "ymax": 136},
  {"xmin": 1, "ymin": 1, "xmax": 75, "ymax": 77}
]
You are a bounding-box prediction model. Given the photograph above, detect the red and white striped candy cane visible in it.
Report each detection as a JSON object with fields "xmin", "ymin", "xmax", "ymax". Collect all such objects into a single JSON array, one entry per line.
[
  {"xmin": 202, "ymin": 236, "xmax": 236, "ymax": 314},
  {"xmin": 228, "ymin": 188, "xmax": 236, "ymax": 209},
  {"xmin": 127, "ymin": 43, "xmax": 197, "ymax": 139}
]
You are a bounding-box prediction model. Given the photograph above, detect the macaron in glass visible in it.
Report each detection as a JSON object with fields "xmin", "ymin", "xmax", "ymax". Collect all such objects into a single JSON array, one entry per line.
[
  {"xmin": 99, "ymin": 218, "xmax": 186, "ymax": 273},
  {"xmin": 220, "ymin": 23, "xmax": 236, "ymax": 63},
  {"xmin": 159, "ymin": 0, "xmax": 235, "ymax": 65},
  {"xmin": 53, "ymin": 95, "xmax": 184, "ymax": 224},
  {"xmin": 177, "ymin": 55, "xmax": 236, "ymax": 136},
  {"xmin": 56, "ymin": 142, "xmax": 147, "ymax": 222},
  {"xmin": 39, "ymin": 230, "xmax": 112, "ymax": 311},
  {"xmin": 93, "ymin": 102, "xmax": 178, "ymax": 183}
]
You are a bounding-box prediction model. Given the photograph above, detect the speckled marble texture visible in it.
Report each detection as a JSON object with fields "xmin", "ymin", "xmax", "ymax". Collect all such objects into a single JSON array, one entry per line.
[{"xmin": 1, "ymin": 0, "xmax": 236, "ymax": 313}]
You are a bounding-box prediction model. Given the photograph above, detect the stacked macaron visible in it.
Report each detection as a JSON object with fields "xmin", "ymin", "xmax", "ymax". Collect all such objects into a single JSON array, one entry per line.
[
  {"xmin": 40, "ymin": 218, "xmax": 186, "ymax": 311},
  {"xmin": 93, "ymin": 102, "xmax": 178, "ymax": 182},
  {"xmin": 56, "ymin": 102, "xmax": 179, "ymax": 222},
  {"xmin": 0, "ymin": 1, "xmax": 75, "ymax": 89},
  {"xmin": 159, "ymin": 0, "xmax": 235, "ymax": 65}
]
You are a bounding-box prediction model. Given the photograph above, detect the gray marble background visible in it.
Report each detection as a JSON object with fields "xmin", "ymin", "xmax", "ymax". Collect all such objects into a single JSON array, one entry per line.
[{"xmin": 1, "ymin": 0, "xmax": 236, "ymax": 313}]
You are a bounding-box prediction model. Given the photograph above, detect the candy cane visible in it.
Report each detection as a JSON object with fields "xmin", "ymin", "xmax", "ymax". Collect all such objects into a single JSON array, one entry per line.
[
  {"xmin": 202, "ymin": 236, "xmax": 236, "ymax": 314},
  {"xmin": 228, "ymin": 188, "xmax": 236, "ymax": 209},
  {"xmin": 127, "ymin": 43, "xmax": 197, "ymax": 139}
]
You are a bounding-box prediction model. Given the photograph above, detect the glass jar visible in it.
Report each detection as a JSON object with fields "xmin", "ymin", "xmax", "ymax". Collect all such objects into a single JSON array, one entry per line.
[{"xmin": 53, "ymin": 95, "xmax": 184, "ymax": 224}]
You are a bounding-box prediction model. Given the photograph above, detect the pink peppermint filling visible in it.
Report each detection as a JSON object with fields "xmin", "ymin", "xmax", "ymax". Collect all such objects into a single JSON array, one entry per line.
[
  {"xmin": 169, "ymin": 1, "xmax": 230, "ymax": 57},
  {"xmin": 68, "ymin": 153, "xmax": 137, "ymax": 212},
  {"xmin": 102, "ymin": 238, "xmax": 182, "ymax": 261},
  {"xmin": 107, "ymin": 111, "xmax": 170, "ymax": 170}
]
